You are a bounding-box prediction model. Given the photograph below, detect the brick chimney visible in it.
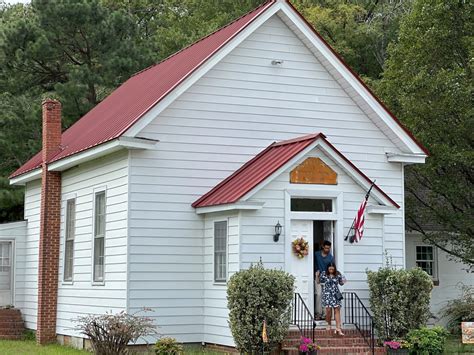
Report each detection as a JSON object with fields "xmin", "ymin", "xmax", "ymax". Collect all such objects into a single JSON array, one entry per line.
[{"xmin": 37, "ymin": 99, "xmax": 62, "ymax": 344}]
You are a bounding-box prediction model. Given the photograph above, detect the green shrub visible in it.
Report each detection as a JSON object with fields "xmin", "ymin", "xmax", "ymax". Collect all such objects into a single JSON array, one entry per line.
[
  {"xmin": 441, "ymin": 284, "xmax": 474, "ymax": 334},
  {"xmin": 367, "ymin": 262, "xmax": 433, "ymax": 340},
  {"xmin": 22, "ymin": 329, "xmax": 36, "ymax": 341},
  {"xmin": 227, "ymin": 261, "xmax": 295, "ymax": 353},
  {"xmin": 155, "ymin": 337, "xmax": 183, "ymax": 355},
  {"xmin": 406, "ymin": 326, "xmax": 448, "ymax": 355}
]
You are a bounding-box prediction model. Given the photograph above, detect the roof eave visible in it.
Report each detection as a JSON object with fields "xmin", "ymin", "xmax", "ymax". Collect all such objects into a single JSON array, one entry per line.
[
  {"xmin": 195, "ymin": 201, "xmax": 265, "ymax": 215},
  {"xmin": 9, "ymin": 137, "xmax": 158, "ymax": 185},
  {"xmin": 9, "ymin": 168, "xmax": 43, "ymax": 186}
]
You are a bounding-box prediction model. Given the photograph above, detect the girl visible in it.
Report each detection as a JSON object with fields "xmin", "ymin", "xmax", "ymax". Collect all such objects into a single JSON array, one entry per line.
[{"xmin": 319, "ymin": 262, "xmax": 346, "ymax": 336}]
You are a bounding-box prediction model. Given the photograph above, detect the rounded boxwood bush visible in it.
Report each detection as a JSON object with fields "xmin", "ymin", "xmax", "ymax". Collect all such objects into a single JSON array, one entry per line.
[
  {"xmin": 227, "ymin": 261, "xmax": 295, "ymax": 353},
  {"xmin": 367, "ymin": 264, "xmax": 433, "ymax": 340}
]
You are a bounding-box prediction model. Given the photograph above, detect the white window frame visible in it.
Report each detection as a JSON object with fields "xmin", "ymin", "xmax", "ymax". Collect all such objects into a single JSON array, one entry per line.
[
  {"xmin": 415, "ymin": 244, "xmax": 438, "ymax": 281},
  {"xmin": 0, "ymin": 239, "xmax": 15, "ymax": 306},
  {"xmin": 213, "ymin": 220, "xmax": 228, "ymax": 284},
  {"xmin": 92, "ymin": 187, "xmax": 107, "ymax": 285},
  {"xmin": 63, "ymin": 197, "xmax": 76, "ymax": 283}
]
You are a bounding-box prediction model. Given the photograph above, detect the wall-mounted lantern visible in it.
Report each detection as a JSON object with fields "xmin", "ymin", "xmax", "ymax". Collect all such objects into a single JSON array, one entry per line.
[{"xmin": 273, "ymin": 221, "xmax": 282, "ymax": 242}]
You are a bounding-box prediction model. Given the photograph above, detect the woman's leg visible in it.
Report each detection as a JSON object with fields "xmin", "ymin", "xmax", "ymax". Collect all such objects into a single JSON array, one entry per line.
[
  {"xmin": 334, "ymin": 307, "xmax": 344, "ymax": 335},
  {"xmin": 325, "ymin": 307, "xmax": 332, "ymax": 329}
]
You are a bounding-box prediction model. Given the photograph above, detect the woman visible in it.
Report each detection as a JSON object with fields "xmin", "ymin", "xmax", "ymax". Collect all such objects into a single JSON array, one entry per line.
[{"xmin": 319, "ymin": 262, "xmax": 346, "ymax": 336}]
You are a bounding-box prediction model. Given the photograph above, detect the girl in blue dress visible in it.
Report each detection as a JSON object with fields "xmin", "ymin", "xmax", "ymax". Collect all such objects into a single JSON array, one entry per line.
[{"xmin": 319, "ymin": 262, "xmax": 347, "ymax": 335}]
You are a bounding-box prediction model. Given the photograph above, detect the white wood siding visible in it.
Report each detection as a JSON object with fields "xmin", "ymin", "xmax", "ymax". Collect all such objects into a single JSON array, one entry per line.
[
  {"xmin": 56, "ymin": 151, "xmax": 129, "ymax": 336},
  {"xmin": 15, "ymin": 180, "xmax": 41, "ymax": 329},
  {"xmin": 203, "ymin": 213, "xmax": 239, "ymax": 346},
  {"xmin": 130, "ymin": 14, "xmax": 404, "ymax": 344}
]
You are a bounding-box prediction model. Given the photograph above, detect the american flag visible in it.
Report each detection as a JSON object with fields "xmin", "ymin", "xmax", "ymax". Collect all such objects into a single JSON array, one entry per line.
[
  {"xmin": 346, "ymin": 181, "xmax": 375, "ymax": 243},
  {"xmin": 353, "ymin": 199, "xmax": 368, "ymax": 242}
]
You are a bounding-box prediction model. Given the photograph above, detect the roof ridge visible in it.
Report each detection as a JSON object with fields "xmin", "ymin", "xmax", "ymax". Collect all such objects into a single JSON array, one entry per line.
[
  {"xmin": 132, "ymin": 0, "xmax": 275, "ymax": 78},
  {"xmin": 272, "ymin": 132, "xmax": 324, "ymax": 146}
]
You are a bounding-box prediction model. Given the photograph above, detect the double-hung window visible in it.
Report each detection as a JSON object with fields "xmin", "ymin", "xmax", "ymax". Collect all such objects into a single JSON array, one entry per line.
[
  {"xmin": 214, "ymin": 221, "xmax": 228, "ymax": 283},
  {"xmin": 63, "ymin": 199, "xmax": 76, "ymax": 282},
  {"xmin": 416, "ymin": 245, "xmax": 437, "ymax": 280},
  {"xmin": 93, "ymin": 191, "xmax": 106, "ymax": 283}
]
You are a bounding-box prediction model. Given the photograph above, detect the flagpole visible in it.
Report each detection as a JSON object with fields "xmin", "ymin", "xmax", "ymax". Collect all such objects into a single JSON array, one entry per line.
[{"xmin": 345, "ymin": 180, "xmax": 376, "ymax": 243}]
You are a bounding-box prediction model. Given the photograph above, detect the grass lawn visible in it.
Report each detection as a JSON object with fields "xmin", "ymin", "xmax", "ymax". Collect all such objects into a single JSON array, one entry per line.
[
  {"xmin": 444, "ymin": 336, "xmax": 474, "ymax": 354},
  {"xmin": 0, "ymin": 340, "xmax": 225, "ymax": 354},
  {"xmin": 0, "ymin": 340, "xmax": 88, "ymax": 355}
]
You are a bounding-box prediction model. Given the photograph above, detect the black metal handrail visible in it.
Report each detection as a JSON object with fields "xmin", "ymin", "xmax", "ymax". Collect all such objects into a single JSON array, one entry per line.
[
  {"xmin": 291, "ymin": 293, "xmax": 315, "ymax": 342},
  {"xmin": 343, "ymin": 292, "xmax": 375, "ymax": 355}
]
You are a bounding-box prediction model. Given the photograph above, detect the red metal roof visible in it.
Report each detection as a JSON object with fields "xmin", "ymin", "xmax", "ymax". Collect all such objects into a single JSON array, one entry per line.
[
  {"xmin": 10, "ymin": 0, "xmax": 275, "ymax": 179},
  {"xmin": 11, "ymin": 0, "xmax": 428, "ymax": 180},
  {"xmin": 192, "ymin": 133, "xmax": 400, "ymax": 209}
]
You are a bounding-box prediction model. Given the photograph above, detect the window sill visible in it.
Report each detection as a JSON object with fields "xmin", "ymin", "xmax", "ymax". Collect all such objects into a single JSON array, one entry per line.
[
  {"xmin": 213, "ymin": 282, "xmax": 227, "ymax": 287},
  {"xmin": 92, "ymin": 281, "xmax": 105, "ymax": 286},
  {"xmin": 62, "ymin": 281, "xmax": 74, "ymax": 286}
]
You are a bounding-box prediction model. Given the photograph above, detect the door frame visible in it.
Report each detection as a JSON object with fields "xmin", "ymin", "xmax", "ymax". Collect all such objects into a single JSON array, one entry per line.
[
  {"xmin": 284, "ymin": 188, "xmax": 344, "ymax": 276},
  {"xmin": 0, "ymin": 239, "xmax": 15, "ymax": 307}
]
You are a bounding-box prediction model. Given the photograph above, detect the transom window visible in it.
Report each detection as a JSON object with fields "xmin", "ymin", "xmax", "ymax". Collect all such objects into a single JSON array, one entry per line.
[
  {"xmin": 416, "ymin": 245, "xmax": 436, "ymax": 278},
  {"xmin": 93, "ymin": 191, "xmax": 106, "ymax": 283},
  {"xmin": 214, "ymin": 221, "xmax": 228, "ymax": 283},
  {"xmin": 291, "ymin": 198, "xmax": 333, "ymax": 212},
  {"xmin": 64, "ymin": 198, "xmax": 76, "ymax": 282}
]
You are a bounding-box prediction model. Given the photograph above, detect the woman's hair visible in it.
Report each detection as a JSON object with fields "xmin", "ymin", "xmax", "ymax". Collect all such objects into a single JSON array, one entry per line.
[{"xmin": 326, "ymin": 262, "xmax": 340, "ymax": 275}]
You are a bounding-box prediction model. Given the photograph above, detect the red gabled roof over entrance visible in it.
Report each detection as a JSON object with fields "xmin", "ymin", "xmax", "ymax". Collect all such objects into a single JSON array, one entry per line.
[
  {"xmin": 10, "ymin": 1, "xmax": 274, "ymax": 179},
  {"xmin": 11, "ymin": 0, "xmax": 427, "ymax": 180},
  {"xmin": 192, "ymin": 133, "xmax": 400, "ymax": 209}
]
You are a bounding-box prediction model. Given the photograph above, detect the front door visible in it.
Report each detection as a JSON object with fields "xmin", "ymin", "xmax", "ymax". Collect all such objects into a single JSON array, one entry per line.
[
  {"xmin": 0, "ymin": 242, "xmax": 12, "ymax": 306},
  {"xmin": 290, "ymin": 220, "xmax": 314, "ymax": 315}
]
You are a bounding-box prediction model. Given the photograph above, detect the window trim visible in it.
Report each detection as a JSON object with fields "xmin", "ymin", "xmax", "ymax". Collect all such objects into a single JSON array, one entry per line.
[
  {"xmin": 415, "ymin": 244, "xmax": 438, "ymax": 281},
  {"xmin": 290, "ymin": 197, "xmax": 334, "ymax": 213},
  {"xmin": 92, "ymin": 187, "xmax": 107, "ymax": 286},
  {"xmin": 213, "ymin": 219, "xmax": 228, "ymax": 285},
  {"xmin": 62, "ymin": 197, "xmax": 76, "ymax": 284}
]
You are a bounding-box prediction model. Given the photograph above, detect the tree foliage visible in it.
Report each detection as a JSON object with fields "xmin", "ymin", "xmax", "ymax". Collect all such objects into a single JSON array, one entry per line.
[{"xmin": 379, "ymin": 0, "xmax": 473, "ymax": 265}]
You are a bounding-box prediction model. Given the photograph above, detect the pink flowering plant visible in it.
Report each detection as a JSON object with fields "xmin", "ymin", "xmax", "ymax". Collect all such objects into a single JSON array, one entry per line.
[
  {"xmin": 383, "ymin": 339, "xmax": 410, "ymax": 350},
  {"xmin": 298, "ymin": 337, "xmax": 319, "ymax": 353},
  {"xmin": 384, "ymin": 341, "xmax": 402, "ymax": 349}
]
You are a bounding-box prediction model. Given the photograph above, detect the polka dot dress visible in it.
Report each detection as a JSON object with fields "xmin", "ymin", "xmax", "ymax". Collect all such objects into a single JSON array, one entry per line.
[{"xmin": 320, "ymin": 271, "xmax": 345, "ymax": 308}]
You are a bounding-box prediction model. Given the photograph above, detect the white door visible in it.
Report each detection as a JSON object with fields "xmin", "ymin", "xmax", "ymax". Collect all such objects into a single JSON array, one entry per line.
[
  {"xmin": 0, "ymin": 242, "xmax": 12, "ymax": 306},
  {"xmin": 290, "ymin": 220, "xmax": 314, "ymax": 315}
]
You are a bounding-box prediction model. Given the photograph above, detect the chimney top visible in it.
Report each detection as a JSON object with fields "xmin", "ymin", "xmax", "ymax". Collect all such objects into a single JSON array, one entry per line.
[{"xmin": 42, "ymin": 99, "xmax": 62, "ymax": 163}]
